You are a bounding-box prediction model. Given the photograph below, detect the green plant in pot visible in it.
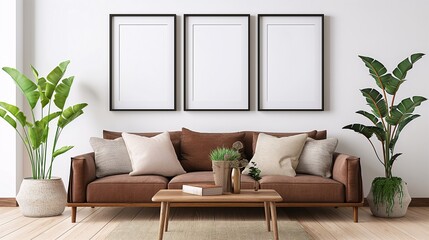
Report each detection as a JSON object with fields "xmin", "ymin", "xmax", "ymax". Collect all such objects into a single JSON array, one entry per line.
[
  {"xmin": 248, "ymin": 161, "xmax": 261, "ymax": 191},
  {"xmin": 343, "ymin": 53, "xmax": 426, "ymax": 217},
  {"xmin": 0, "ymin": 61, "xmax": 88, "ymax": 217},
  {"xmin": 210, "ymin": 147, "xmax": 241, "ymax": 193}
]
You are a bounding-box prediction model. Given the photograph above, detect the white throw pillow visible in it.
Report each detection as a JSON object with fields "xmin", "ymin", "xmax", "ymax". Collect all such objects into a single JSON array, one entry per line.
[
  {"xmin": 296, "ymin": 138, "xmax": 338, "ymax": 178},
  {"xmin": 90, "ymin": 137, "xmax": 133, "ymax": 178},
  {"xmin": 122, "ymin": 132, "xmax": 186, "ymax": 177},
  {"xmin": 242, "ymin": 133, "xmax": 308, "ymax": 177}
]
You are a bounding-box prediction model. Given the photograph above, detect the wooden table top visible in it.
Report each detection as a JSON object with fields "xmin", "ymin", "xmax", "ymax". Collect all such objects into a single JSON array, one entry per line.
[{"xmin": 152, "ymin": 189, "xmax": 283, "ymax": 203}]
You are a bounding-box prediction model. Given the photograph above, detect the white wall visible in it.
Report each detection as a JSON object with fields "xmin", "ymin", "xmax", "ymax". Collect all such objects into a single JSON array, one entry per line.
[
  {"xmin": 19, "ymin": 0, "xmax": 429, "ymax": 197},
  {"xmin": 0, "ymin": 0, "xmax": 23, "ymax": 197}
]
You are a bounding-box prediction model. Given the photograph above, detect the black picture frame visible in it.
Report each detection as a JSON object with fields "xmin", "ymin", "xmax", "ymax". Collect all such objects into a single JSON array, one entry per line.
[
  {"xmin": 184, "ymin": 14, "xmax": 250, "ymax": 111},
  {"xmin": 258, "ymin": 14, "xmax": 324, "ymax": 111},
  {"xmin": 109, "ymin": 14, "xmax": 177, "ymax": 111}
]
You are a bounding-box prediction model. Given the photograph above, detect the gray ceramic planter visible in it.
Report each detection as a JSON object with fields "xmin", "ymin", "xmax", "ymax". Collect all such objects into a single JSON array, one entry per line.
[{"xmin": 367, "ymin": 180, "xmax": 411, "ymax": 218}]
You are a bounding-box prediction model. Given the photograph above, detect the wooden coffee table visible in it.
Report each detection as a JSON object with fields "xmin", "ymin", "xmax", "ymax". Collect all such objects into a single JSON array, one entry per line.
[{"xmin": 152, "ymin": 189, "xmax": 283, "ymax": 240}]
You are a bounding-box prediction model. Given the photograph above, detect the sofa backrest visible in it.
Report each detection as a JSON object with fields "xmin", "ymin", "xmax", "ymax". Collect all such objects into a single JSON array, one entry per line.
[{"xmin": 102, "ymin": 129, "xmax": 327, "ymax": 172}]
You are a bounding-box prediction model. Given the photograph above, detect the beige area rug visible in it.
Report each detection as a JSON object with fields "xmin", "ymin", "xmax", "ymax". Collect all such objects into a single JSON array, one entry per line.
[{"xmin": 107, "ymin": 211, "xmax": 312, "ymax": 240}]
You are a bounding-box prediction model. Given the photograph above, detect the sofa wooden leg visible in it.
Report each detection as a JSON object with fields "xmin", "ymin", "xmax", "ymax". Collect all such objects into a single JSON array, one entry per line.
[
  {"xmin": 353, "ymin": 206, "xmax": 358, "ymax": 223},
  {"xmin": 71, "ymin": 207, "xmax": 77, "ymax": 223}
]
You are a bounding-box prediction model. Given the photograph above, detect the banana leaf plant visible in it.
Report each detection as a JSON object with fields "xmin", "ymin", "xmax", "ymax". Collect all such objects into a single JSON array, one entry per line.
[
  {"xmin": 343, "ymin": 53, "xmax": 426, "ymax": 215},
  {"xmin": 343, "ymin": 53, "xmax": 426, "ymax": 179},
  {"xmin": 0, "ymin": 61, "xmax": 88, "ymax": 179}
]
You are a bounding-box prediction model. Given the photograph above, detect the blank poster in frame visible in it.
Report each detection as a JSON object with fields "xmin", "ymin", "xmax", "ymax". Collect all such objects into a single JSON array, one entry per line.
[
  {"xmin": 258, "ymin": 14, "xmax": 324, "ymax": 111},
  {"xmin": 110, "ymin": 14, "xmax": 176, "ymax": 111},
  {"xmin": 184, "ymin": 14, "xmax": 250, "ymax": 111}
]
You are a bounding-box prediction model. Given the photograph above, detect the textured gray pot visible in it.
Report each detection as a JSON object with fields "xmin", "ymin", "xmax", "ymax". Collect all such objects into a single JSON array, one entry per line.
[
  {"xmin": 16, "ymin": 177, "xmax": 67, "ymax": 217},
  {"xmin": 367, "ymin": 180, "xmax": 411, "ymax": 218}
]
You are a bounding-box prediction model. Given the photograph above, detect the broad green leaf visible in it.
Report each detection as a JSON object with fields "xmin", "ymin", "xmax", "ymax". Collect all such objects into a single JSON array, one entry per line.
[
  {"xmin": 47, "ymin": 64, "xmax": 67, "ymax": 86},
  {"xmin": 58, "ymin": 60, "xmax": 70, "ymax": 72},
  {"xmin": 359, "ymin": 55, "xmax": 387, "ymax": 90},
  {"xmin": 369, "ymin": 126, "xmax": 386, "ymax": 142},
  {"xmin": 0, "ymin": 101, "xmax": 27, "ymax": 126},
  {"xmin": 2, "ymin": 67, "xmax": 39, "ymax": 109},
  {"xmin": 4, "ymin": 115, "xmax": 17, "ymax": 128},
  {"xmin": 343, "ymin": 124, "xmax": 385, "ymax": 141},
  {"xmin": 45, "ymin": 82, "xmax": 55, "ymax": 100},
  {"xmin": 343, "ymin": 124, "xmax": 372, "ymax": 139},
  {"xmin": 54, "ymin": 76, "xmax": 74, "ymax": 110},
  {"xmin": 393, "ymin": 58, "xmax": 412, "ymax": 80},
  {"xmin": 411, "ymin": 53, "xmax": 424, "ymax": 63},
  {"xmin": 390, "ymin": 114, "xmax": 421, "ymax": 148},
  {"xmin": 380, "ymin": 74, "xmax": 403, "ymax": 95},
  {"xmin": 0, "ymin": 109, "xmax": 17, "ymax": 128},
  {"xmin": 42, "ymin": 125, "xmax": 49, "ymax": 143},
  {"xmin": 58, "ymin": 103, "xmax": 88, "ymax": 128},
  {"xmin": 37, "ymin": 77, "xmax": 49, "ymax": 107},
  {"xmin": 28, "ymin": 121, "xmax": 44, "ymax": 149},
  {"xmin": 393, "ymin": 53, "xmax": 424, "ymax": 80},
  {"xmin": 360, "ymin": 88, "xmax": 388, "ymax": 118},
  {"xmin": 398, "ymin": 114, "xmax": 421, "ymax": 133},
  {"xmin": 39, "ymin": 112, "xmax": 61, "ymax": 143},
  {"xmin": 389, "ymin": 153, "xmax": 402, "ymax": 166},
  {"xmin": 53, "ymin": 146, "xmax": 74, "ymax": 158},
  {"xmin": 46, "ymin": 61, "xmax": 70, "ymax": 99},
  {"xmin": 386, "ymin": 96, "xmax": 427, "ymax": 125},
  {"xmin": 41, "ymin": 111, "xmax": 62, "ymax": 125},
  {"xmin": 30, "ymin": 65, "xmax": 39, "ymax": 80},
  {"xmin": 356, "ymin": 110, "xmax": 379, "ymax": 125}
]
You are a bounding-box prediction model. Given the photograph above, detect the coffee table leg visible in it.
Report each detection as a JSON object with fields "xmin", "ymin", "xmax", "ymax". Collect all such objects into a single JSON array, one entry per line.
[
  {"xmin": 164, "ymin": 202, "xmax": 170, "ymax": 232},
  {"xmin": 264, "ymin": 201, "xmax": 271, "ymax": 231},
  {"xmin": 158, "ymin": 202, "xmax": 167, "ymax": 240},
  {"xmin": 270, "ymin": 202, "xmax": 279, "ymax": 240}
]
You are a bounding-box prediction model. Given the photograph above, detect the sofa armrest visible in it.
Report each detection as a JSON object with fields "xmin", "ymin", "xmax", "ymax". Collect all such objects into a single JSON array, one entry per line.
[
  {"xmin": 67, "ymin": 152, "xmax": 96, "ymax": 203},
  {"xmin": 332, "ymin": 152, "xmax": 363, "ymax": 203}
]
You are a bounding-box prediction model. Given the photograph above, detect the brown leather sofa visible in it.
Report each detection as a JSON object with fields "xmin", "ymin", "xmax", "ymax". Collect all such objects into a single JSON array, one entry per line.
[{"xmin": 67, "ymin": 129, "xmax": 363, "ymax": 223}]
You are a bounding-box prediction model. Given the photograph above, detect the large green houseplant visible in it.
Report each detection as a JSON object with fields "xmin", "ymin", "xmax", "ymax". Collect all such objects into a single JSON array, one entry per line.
[
  {"xmin": 343, "ymin": 53, "xmax": 426, "ymax": 217},
  {"xmin": 0, "ymin": 61, "xmax": 87, "ymax": 217}
]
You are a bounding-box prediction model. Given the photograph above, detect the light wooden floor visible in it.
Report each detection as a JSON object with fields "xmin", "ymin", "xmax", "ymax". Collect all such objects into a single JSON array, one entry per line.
[{"xmin": 1, "ymin": 206, "xmax": 428, "ymax": 239}]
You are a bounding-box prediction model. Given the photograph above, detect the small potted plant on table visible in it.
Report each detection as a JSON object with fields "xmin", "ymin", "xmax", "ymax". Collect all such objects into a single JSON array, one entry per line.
[
  {"xmin": 210, "ymin": 146, "xmax": 241, "ymax": 193},
  {"xmin": 248, "ymin": 162, "xmax": 261, "ymax": 191}
]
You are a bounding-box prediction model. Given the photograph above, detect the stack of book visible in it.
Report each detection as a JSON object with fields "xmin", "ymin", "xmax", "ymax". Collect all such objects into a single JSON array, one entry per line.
[{"xmin": 182, "ymin": 184, "xmax": 223, "ymax": 196}]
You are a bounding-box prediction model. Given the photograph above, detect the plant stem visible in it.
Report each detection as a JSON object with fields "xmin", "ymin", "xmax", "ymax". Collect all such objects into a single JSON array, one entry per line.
[
  {"xmin": 367, "ymin": 138, "xmax": 384, "ymax": 166},
  {"xmin": 47, "ymin": 127, "xmax": 61, "ymax": 179},
  {"xmin": 385, "ymin": 124, "xmax": 392, "ymax": 178}
]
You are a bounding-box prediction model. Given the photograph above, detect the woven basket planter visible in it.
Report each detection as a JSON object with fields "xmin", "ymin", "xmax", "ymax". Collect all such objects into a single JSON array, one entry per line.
[{"xmin": 16, "ymin": 177, "xmax": 67, "ymax": 217}]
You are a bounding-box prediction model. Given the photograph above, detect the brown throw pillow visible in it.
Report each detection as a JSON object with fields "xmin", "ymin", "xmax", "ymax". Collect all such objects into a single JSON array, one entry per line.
[
  {"xmin": 180, "ymin": 128, "xmax": 245, "ymax": 171},
  {"xmin": 252, "ymin": 130, "xmax": 318, "ymax": 154}
]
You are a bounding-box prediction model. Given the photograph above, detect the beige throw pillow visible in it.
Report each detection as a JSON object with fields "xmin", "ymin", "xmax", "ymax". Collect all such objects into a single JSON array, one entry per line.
[
  {"xmin": 296, "ymin": 138, "xmax": 338, "ymax": 178},
  {"xmin": 90, "ymin": 137, "xmax": 133, "ymax": 178},
  {"xmin": 242, "ymin": 133, "xmax": 308, "ymax": 177},
  {"xmin": 122, "ymin": 132, "xmax": 186, "ymax": 177}
]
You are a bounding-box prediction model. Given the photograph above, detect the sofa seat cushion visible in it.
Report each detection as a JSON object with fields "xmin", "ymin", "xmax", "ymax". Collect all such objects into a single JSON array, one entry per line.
[
  {"xmin": 87, "ymin": 174, "xmax": 168, "ymax": 203},
  {"xmin": 260, "ymin": 174, "xmax": 345, "ymax": 203},
  {"xmin": 168, "ymin": 171, "xmax": 255, "ymax": 189}
]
